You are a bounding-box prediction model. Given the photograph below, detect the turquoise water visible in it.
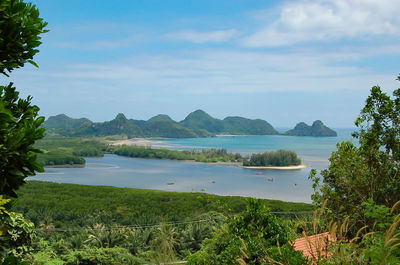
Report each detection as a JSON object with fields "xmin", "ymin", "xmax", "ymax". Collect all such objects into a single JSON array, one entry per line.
[
  {"xmin": 32, "ymin": 129, "xmax": 355, "ymax": 203},
  {"xmin": 159, "ymin": 128, "xmax": 355, "ymax": 167}
]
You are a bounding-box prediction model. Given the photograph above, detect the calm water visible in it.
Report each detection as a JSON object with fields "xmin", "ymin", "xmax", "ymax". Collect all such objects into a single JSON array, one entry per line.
[{"xmin": 32, "ymin": 129, "xmax": 355, "ymax": 203}]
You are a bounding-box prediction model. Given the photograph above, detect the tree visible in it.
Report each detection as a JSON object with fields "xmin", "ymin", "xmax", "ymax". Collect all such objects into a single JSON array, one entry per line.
[
  {"xmin": 0, "ymin": 0, "xmax": 48, "ymax": 76},
  {"xmin": 310, "ymin": 75, "xmax": 400, "ymax": 232},
  {"xmin": 187, "ymin": 198, "xmax": 306, "ymax": 265},
  {"xmin": 0, "ymin": 0, "xmax": 47, "ymax": 197}
]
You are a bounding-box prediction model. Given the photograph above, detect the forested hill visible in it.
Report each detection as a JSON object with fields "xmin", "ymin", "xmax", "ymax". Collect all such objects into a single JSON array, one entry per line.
[
  {"xmin": 43, "ymin": 110, "xmax": 335, "ymax": 138},
  {"xmin": 284, "ymin": 120, "xmax": 337, "ymax": 136}
]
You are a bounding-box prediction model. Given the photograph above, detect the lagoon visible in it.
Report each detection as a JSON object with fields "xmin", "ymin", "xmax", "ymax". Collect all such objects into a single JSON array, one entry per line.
[{"xmin": 32, "ymin": 128, "xmax": 355, "ymax": 203}]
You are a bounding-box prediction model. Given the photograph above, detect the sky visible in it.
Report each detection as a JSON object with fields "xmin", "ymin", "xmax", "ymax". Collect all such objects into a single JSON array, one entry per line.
[{"xmin": 2, "ymin": 0, "xmax": 400, "ymax": 128}]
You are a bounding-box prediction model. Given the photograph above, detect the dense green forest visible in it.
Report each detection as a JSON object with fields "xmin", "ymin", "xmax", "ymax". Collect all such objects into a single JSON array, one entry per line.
[
  {"xmin": 243, "ymin": 150, "xmax": 302, "ymax": 167},
  {"xmin": 112, "ymin": 145, "xmax": 243, "ymax": 163},
  {"xmin": 35, "ymin": 138, "xmax": 106, "ymax": 166},
  {"xmin": 13, "ymin": 181, "xmax": 313, "ymax": 228},
  {"xmin": 8, "ymin": 182, "xmax": 314, "ymax": 264},
  {"xmin": 43, "ymin": 109, "xmax": 336, "ymax": 138}
]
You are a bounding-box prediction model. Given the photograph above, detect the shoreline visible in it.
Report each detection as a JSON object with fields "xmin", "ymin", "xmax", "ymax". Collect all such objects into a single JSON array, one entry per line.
[
  {"xmin": 107, "ymin": 138, "xmax": 307, "ymax": 170},
  {"xmin": 44, "ymin": 164, "xmax": 85, "ymax": 168},
  {"xmin": 240, "ymin": 164, "xmax": 307, "ymax": 170},
  {"xmin": 109, "ymin": 138, "xmax": 173, "ymax": 148}
]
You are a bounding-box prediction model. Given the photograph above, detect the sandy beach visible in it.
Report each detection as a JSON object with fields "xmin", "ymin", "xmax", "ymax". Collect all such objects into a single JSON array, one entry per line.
[
  {"xmin": 109, "ymin": 138, "xmax": 173, "ymax": 148},
  {"xmin": 240, "ymin": 164, "xmax": 307, "ymax": 170}
]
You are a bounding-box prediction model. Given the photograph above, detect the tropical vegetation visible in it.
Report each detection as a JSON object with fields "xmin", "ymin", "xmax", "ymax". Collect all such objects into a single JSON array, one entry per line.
[
  {"xmin": 243, "ymin": 150, "xmax": 302, "ymax": 167},
  {"xmin": 1, "ymin": 0, "xmax": 400, "ymax": 264}
]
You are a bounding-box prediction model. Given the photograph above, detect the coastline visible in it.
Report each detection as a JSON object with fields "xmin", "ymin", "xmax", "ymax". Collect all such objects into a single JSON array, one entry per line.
[
  {"xmin": 108, "ymin": 138, "xmax": 307, "ymax": 170},
  {"xmin": 44, "ymin": 164, "xmax": 85, "ymax": 168},
  {"xmin": 109, "ymin": 138, "xmax": 173, "ymax": 148},
  {"xmin": 240, "ymin": 164, "xmax": 307, "ymax": 170}
]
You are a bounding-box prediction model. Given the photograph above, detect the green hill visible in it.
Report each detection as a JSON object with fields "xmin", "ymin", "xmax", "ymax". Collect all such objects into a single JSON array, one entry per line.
[
  {"xmin": 72, "ymin": 113, "xmax": 144, "ymax": 137},
  {"xmin": 223, "ymin": 116, "xmax": 278, "ymax": 135},
  {"xmin": 284, "ymin": 120, "xmax": 337, "ymax": 136},
  {"xmin": 43, "ymin": 112, "xmax": 334, "ymax": 138},
  {"xmin": 147, "ymin": 114, "xmax": 174, "ymax": 123},
  {"xmin": 129, "ymin": 119, "xmax": 147, "ymax": 127},
  {"xmin": 143, "ymin": 120, "xmax": 199, "ymax": 138},
  {"xmin": 43, "ymin": 114, "xmax": 91, "ymax": 132},
  {"xmin": 180, "ymin": 109, "xmax": 225, "ymax": 133}
]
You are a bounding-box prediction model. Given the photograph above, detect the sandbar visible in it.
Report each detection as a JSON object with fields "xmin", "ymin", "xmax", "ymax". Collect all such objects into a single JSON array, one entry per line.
[{"xmin": 240, "ymin": 164, "xmax": 307, "ymax": 170}]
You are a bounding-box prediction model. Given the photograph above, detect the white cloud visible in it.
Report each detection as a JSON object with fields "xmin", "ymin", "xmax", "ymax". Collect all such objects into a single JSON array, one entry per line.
[
  {"xmin": 243, "ymin": 0, "xmax": 400, "ymax": 47},
  {"xmin": 11, "ymin": 47, "xmax": 399, "ymax": 98},
  {"xmin": 165, "ymin": 29, "xmax": 238, "ymax": 43}
]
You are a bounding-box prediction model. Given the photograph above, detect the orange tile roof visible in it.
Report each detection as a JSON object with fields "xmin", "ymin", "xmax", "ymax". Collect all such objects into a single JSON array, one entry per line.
[{"xmin": 293, "ymin": 232, "xmax": 336, "ymax": 260}]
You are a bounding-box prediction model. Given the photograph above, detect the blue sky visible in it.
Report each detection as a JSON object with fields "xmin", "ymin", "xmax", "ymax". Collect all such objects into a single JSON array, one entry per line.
[{"xmin": 2, "ymin": 0, "xmax": 400, "ymax": 127}]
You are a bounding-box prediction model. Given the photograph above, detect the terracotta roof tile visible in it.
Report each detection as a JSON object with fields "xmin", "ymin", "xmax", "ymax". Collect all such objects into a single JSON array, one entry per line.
[{"xmin": 293, "ymin": 232, "xmax": 336, "ymax": 260}]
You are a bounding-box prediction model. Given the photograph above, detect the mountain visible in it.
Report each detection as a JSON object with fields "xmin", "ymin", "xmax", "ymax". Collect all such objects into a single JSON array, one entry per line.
[
  {"xmin": 130, "ymin": 119, "xmax": 147, "ymax": 127},
  {"xmin": 223, "ymin": 116, "xmax": 278, "ymax": 135},
  {"xmin": 43, "ymin": 114, "xmax": 91, "ymax": 132},
  {"xmin": 180, "ymin": 110, "xmax": 225, "ymax": 133},
  {"xmin": 73, "ymin": 113, "xmax": 143, "ymax": 137},
  {"xmin": 147, "ymin": 114, "xmax": 174, "ymax": 123},
  {"xmin": 180, "ymin": 110, "xmax": 279, "ymax": 135},
  {"xmin": 284, "ymin": 120, "xmax": 337, "ymax": 137},
  {"xmin": 143, "ymin": 121, "xmax": 199, "ymax": 138},
  {"xmin": 43, "ymin": 112, "xmax": 335, "ymax": 138}
]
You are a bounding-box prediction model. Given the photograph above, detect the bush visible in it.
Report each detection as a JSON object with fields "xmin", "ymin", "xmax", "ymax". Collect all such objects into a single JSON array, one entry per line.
[{"xmin": 61, "ymin": 247, "xmax": 146, "ymax": 265}]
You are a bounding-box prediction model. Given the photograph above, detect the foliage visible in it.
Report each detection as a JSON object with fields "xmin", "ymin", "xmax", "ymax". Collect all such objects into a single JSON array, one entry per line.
[
  {"xmin": 112, "ymin": 144, "xmax": 243, "ymax": 163},
  {"xmin": 310, "ymin": 76, "xmax": 400, "ymax": 233},
  {"xmin": 0, "ymin": 83, "xmax": 45, "ymax": 197},
  {"xmin": 0, "ymin": 0, "xmax": 48, "ymax": 76},
  {"xmin": 187, "ymin": 198, "xmax": 307, "ymax": 265},
  {"xmin": 285, "ymin": 120, "xmax": 337, "ymax": 137},
  {"xmin": 34, "ymin": 137, "xmax": 106, "ymax": 166},
  {"xmin": 0, "ymin": 195, "xmax": 11, "ymax": 236},
  {"xmin": 61, "ymin": 247, "xmax": 146, "ymax": 265},
  {"xmin": 13, "ymin": 181, "xmax": 313, "ymax": 228},
  {"xmin": 0, "ymin": 0, "xmax": 47, "ymax": 197},
  {"xmin": 150, "ymin": 223, "xmax": 177, "ymax": 264},
  {"xmin": 243, "ymin": 150, "xmax": 301, "ymax": 167},
  {"xmin": 0, "ymin": 211, "xmax": 35, "ymax": 263}
]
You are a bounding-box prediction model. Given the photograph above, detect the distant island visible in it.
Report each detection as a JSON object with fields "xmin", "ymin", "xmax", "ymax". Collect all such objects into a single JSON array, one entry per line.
[
  {"xmin": 42, "ymin": 110, "xmax": 337, "ymax": 138},
  {"xmin": 284, "ymin": 120, "xmax": 337, "ymax": 137}
]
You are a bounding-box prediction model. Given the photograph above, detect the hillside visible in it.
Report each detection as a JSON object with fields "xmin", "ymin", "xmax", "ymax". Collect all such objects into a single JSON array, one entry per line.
[
  {"xmin": 223, "ymin": 116, "xmax": 278, "ymax": 135},
  {"xmin": 147, "ymin": 114, "xmax": 174, "ymax": 123},
  {"xmin": 180, "ymin": 109, "xmax": 225, "ymax": 133},
  {"xmin": 72, "ymin": 113, "xmax": 144, "ymax": 137},
  {"xmin": 284, "ymin": 120, "xmax": 337, "ymax": 136},
  {"xmin": 42, "ymin": 111, "xmax": 335, "ymax": 138},
  {"xmin": 42, "ymin": 114, "xmax": 91, "ymax": 132},
  {"xmin": 143, "ymin": 120, "xmax": 200, "ymax": 138}
]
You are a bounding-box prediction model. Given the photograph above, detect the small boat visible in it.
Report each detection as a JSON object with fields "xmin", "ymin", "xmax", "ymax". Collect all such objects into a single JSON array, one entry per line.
[
  {"xmin": 167, "ymin": 182, "xmax": 174, "ymax": 185},
  {"xmin": 267, "ymin": 177, "xmax": 274, "ymax": 182},
  {"xmin": 256, "ymin": 172, "xmax": 263, "ymax": 175},
  {"xmin": 211, "ymin": 181, "xmax": 216, "ymax": 183}
]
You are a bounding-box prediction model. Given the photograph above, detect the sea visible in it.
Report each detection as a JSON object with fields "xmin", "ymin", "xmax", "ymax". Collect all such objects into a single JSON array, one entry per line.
[{"xmin": 31, "ymin": 128, "xmax": 355, "ymax": 203}]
